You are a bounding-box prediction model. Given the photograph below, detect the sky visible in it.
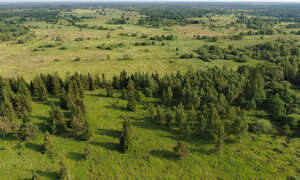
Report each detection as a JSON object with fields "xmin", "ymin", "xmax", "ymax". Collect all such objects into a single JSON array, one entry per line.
[{"xmin": 0, "ymin": 0, "xmax": 299, "ymax": 2}]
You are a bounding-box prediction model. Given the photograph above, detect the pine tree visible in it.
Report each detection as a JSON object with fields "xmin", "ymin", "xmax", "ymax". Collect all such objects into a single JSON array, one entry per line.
[
  {"xmin": 106, "ymin": 84, "xmax": 114, "ymax": 97},
  {"xmin": 60, "ymin": 88, "xmax": 72, "ymax": 110},
  {"xmin": 156, "ymin": 105, "xmax": 165, "ymax": 128},
  {"xmin": 127, "ymin": 80, "xmax": 136, "ymax": 111},
  {"xmin": 38, "ymin": 84, "xmax": 48, "ymax": 102},
  {"xmin": 232, "ymin": 110, "xmax": 248, "ymax": 140},
  {"xmin": 18, "ymin": 114, "xmax": 38, "ymax": 141},
  {"xmin": 175, "ymin": 103, "xmax": 186, "ymax": 127},
  {"xmin": 0, "ymin": 97, "xmax": 17, "ymax": 121},
  {"xmin": 163, "ymin": 86, "xmax": 173, "ymax": 106},
  {"xmin": 269, "ymin": 93, "xmax": 286, "ymax": 121},
  {"xmin": 83, "ymin": 145, "xmax": 93, "ymax": 160},
  {"xmin": 49, "ymin": 104, "xmax": 66, "ymax": 135},
  {"xmin": 119, "ymin": 119, "xmax": 133, "ymax": 153},
  {"xmin": 198, "ymin": 114, "xmax": 207, "ymax": 134},
  {"xmin": 50, "ymin": 73, "xmax": 62, "ymax": 95},
  {"xmin": 213, "ymin": 119, "xmax": 225, "ymax": 153},
  {"xmin": 0, "ymin": 118, "xmax": 11, "ymax": 138},
  {"xmin": 42, "ymin": 131, "xmax": 54, "ymax": 154},
  {"xmin": 165, "ymin": 108, "xmax": 175, "ymax": 127},
  {"xmin": 70, "ymin": 103, "xmax": 91, "ymax": 140},
  {"xmin": 121, "ymin": 88, "xmax": 126, "ymax": 99},
  {"xmin": 59, "ymin": 159, "xmax": 71, "ymax": 180},
  {"xmin": 31, "ymin": 171, "xmax": 40, "ymax": 180},
  {"xmin": 148, "ymin": 103, "xmax": 156, "ymax": 121},
  {"xmin": 173, "ymin": 141, "xmax": 189, "ymax": 159}
]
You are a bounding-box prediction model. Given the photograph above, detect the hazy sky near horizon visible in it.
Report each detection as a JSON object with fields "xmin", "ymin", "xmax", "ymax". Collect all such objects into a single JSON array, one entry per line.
[{"xmin": 0, "ymin": 0, "xmax": 300, "ymax": 2}]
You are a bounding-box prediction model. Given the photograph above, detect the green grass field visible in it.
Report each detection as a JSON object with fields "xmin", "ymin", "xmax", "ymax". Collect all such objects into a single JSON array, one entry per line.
[
  {"xmin": 1, "ymin": 89, "xmax": 299, "ymax": 179},
  {"xmin": 1, "ymin": 8, "xmax": 295, "ymax": 80}
]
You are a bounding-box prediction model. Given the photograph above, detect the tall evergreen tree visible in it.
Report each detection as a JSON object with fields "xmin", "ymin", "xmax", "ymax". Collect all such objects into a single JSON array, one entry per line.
[
  {"xmin": 127, "ymin": 80, "xmax": 136, "ymax": 111},
  {"xmin": 49, "ymin": 104, "xmax": 67, "ymax": 135},
  {"xmin": 42, "ymin": 131, "xmax": 54, "ymax": 154},
  {"xmin": 119, "ymin": 119, "xmax": 133, "ymax": 153}
]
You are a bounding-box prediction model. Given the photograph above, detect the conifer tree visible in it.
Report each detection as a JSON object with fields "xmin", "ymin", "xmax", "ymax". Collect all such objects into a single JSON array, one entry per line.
[
  {"xmin": 173, "ymin": 141, "xmax": 189, "ymax": 159},
  {"xmin": 156, "ymin": 105, "xmax": 165, "ymax": 128},
  {"xmin": 106, "ymin": 84, "xmax": 114, "ymax": 97},
  {"xmin": 18, "ymin": 114, "xmax": 38, "ymax": 141},
  {"xmin": 127, "ymin": 80, "xmax": 136, "ymax": 111},
  {"xmin": 38, "ymin": 84, "xmax": 48, "ymax": 102},
  {"xmin": 148, "ymin": 103, "xmax": 156, "ymax": 121},
  {"xmin": 83, "ymin": 145, "xmax": 93, "ymax": 161},
  {"xmin": 165, "ymin": 108, "xmax": 175, "ymax": 127},
  {"xmin": 121, "ymin": 88, "xmax": 126, "ymax": 99},
  {"xmin": 163, "ymin": 86, "xmax": 173, "ymax": 106},
  {"xmin": 59, "ymin": 159, "xmax": 71, "ymax": 180},
  {"xmin": 232, "ymin": 110, "xmax": 248, "ymax": 140},
  {"xmin": 60, "ymin": 88, "xmax": 72, "ymax": 110},
  {"xmin": 0, "ymin": 98, "xmax": 17, "ymax": 121},
  {"xmin": 49, "ymin": 104, "xmax": 66, "ymax": 135},
  {"xmin": 50, "ymin": 73, "xmax": 62, "ymax": 95},
  {"xmin": 119, "ymin": 119, "xmax": 133, "ymax": 153},
  {"xmin": 198, "ymin": 114, "xmax": 207, "ymax": 134},
  {"xmin": 42, "ymin": 131, "xmax": 54, "ymax": 154},
  {"xmin": 31, "ymin": 171, "xmax": 40, "ymax": 180},
  {"xmin": 175, "ymin": 103, "xmax": 186, "ymax": 126}
]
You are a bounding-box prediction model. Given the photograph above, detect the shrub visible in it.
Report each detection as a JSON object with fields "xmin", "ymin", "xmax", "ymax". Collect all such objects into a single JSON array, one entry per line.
[
  {"xmin": 173, "ymin": 141, "xmax": 189, "ymax": 159},
  {"xmin": 180, "ymin": 54, "xmax": 193, "ymax": 59},
  {"xmin": 250, "ymin": 119, "xmax": 273, "ymax": 134}
]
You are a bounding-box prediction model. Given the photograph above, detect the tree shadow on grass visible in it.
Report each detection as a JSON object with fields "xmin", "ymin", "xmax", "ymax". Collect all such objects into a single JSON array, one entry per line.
[
  {"xmin": 88, "ymin": 93, "xmax": 108, "ymax": 98},
  {"xmin": 32, "ymin": 115, "xmax": 48, "ymax": 122},
  {"xmin": 36, "ymin": 122, "xmax": 49, "ymax": 133},
  {"xmin": 37, "ymin": 170, "xmax": 58, "ymax": 179},
  {"xmin": 89, "ymin": 141, "xmax": 119, "ymax": 152},
  {"xmin": 26, "ymin": 142, "xmax": 42, "ymax": 153},
  {"xmin": 104, "ymin": 105, "xmax": 125, "ymax": 111},
  {"xmin": 97, "ymin": 128, "xmax": 120, "ymax": 138},
  {"xmin": 66, "ymin": 151, "xmax": 84, "ymax": 161},
  {"xmin": 190, "ymin": 147, "xmax": 216, "ymax": 155},
  {"xmin": 0, "ymin": 133, "xmax": 17, "ymax": 141},
  {"xmin": 149, "ymin": 150, "xmax": 175, "ymax": 160},
  {"xmin": 132, "ymin": 120, "xmax": 161, "ymax": 132}
]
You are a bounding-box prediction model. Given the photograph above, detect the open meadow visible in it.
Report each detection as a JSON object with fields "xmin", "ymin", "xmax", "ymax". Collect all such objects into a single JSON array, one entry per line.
[{"xmin": 0, "ymin": 2, "xmax": 299, "ymax": 179}]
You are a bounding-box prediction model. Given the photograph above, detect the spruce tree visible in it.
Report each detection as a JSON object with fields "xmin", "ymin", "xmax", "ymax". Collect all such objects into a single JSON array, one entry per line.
[
  {"xmin": 83, "ymin": 145, "xmax": 93, "ymax": 160},
  {"xmin": 38, "ymin": 84, "xmax": 48, "ymax": 102},
  {"xmin": 121, "ymin": 88, "xmax": 126, "ymax": 99},
  {"xmin": 60, "ymin": 88, "xmax": 72, "ymax": 110},
  {"xmin": 175, "ymin": 103, "xmax": 186, "ymax": 127},
  {"xmin": 18, "ymin": 114, "xmax": 38, "ymax": 141},
  {"xmin": 42, "ymin": 131, "xmax": 54, "ymax": 154},
  {"xmin": 127, "ymin": 80, "xmax": 136, "ymax": 111},
  {"xmin": 165, "ymin": 108, "xmax": 175, "ymax": 127},
  {"xmin": 49, "ymin": 104, "xmax": 66, "ymax": 135},
  {"xmin": 173, "ymin": 141, "xmax": 189, "ymax": 159},
  {"xmin": 148, "ymin": 103, "xmax": 156, "ymax": 121},
  {"xmin": 106, "ymin": 84, "xmax": 114, "ymax": 97},
  {"xmin": 119, "ymin": 119, "xmax": 133, "ymax": 153},
  {"xmin": 59, "ymin": 159, "xmax": 71, "ymax": 180},
  {"xmin": 157, "ymin": 105, "xmax": 166, "ymax": 128}
]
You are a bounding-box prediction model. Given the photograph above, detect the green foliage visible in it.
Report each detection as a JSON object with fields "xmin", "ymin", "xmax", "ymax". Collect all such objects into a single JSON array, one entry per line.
[
  {"xmin": 17, "ymin": 115, "xmax": 38, "ymax": 141},
  {"xmin": 42, "ymin": 131, "xmax": 54, "ymax": 154},
  {"xmin": 119, "ymin": 119, "xmax": 134, "ymax": 153},
  {"xmin": 59, "ymin": 159, "xmax": 71, "ymax": 180},
  {"xmin": 49, "ymin": 104, "xmax": 66, "ymax": 135},
  {"xmin": 173, "ymin": 141, "xmax": 189, "ymax": 159},
  {"xmin": 127, "ymin": 80, "xmax": 136, "ymax": 112}
]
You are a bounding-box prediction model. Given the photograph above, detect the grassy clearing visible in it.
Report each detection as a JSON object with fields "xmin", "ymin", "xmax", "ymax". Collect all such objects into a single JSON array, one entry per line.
[
  {"xmin": 0, "ymin": 89, "xmax": 299, "ymax": 179},
  {"xmin": 2, "ymin": 9, "xmax": 295, "ymax": 80}
]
